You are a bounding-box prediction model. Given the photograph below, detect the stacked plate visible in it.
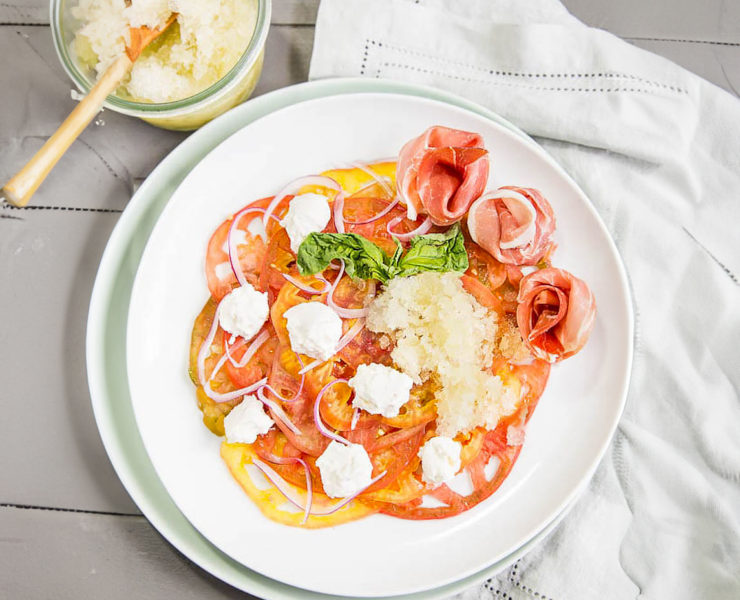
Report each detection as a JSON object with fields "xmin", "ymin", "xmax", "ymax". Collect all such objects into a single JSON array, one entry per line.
[{"xmin": 86, "ymin": 79, "xmax": 632, "ymax": 599}]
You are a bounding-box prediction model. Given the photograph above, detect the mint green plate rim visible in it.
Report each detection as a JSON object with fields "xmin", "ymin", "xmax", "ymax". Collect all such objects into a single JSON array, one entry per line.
[{"xmin": 86, "ymin": 78, "xmax": 583, "ymax": 600}]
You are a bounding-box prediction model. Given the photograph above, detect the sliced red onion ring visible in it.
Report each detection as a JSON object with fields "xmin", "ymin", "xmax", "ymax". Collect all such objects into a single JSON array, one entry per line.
[
  {"xmin": 227, "ymin": 207, "xmax": 279, "ymax": 287},
  {"xmin": 210, "ymin": 338, "xmax": 243, "ymax": 381},
  {"xmin": 225, "ymin": 329, "xmax": 269, "ymax": 368},
  {"xmin": 263, "ymin": 175, "xmax": 343, "ymax": 229},
  {"xmin": 386, "ymin": 215, "xmax": 433, "ymax": 242},
  {"xmin": 260, "ymin": 383, "xmax": 301, "ymax": 404},
  {"xmin": 333, "ymin": 193, "xmax": 346, "ymax": 234},
  {"xmin": 350, "ymin": 408, "xmax": 360, "ymax": 431},
  {"xmin": 257, "ymin": 387, "xmax": 303, "ymax": 435},
  {"xmin": 282, "ymin": 272, "xmax": 331, "ymax": 295},
  {"xmin": 259, "ymin": 351, "xmax": 305, "ymax": 403},
  {"xmin": 205, "ymin": 377, "xmax": 267, "ymax": 404},
  {"xmin": 335, "ymin": 318, "xmax": 366, "ymax": 353},
  {"xmin": 313, "ymin": 379, "xmax": 351, "ymax": 445},
  {"xmin": 228, "ymin": 207, "xmax": 262, "ymax": 287},
  {"xmin": 261, "ymin": 453, "xmax": 313, "ymax": 524},
  {"xmin": 251, "ymin": 457, "xmax": 308, "ymax": 520},
  {"xmin": 335, "ymin": 162, "xmax": 398, "ymax": 226},
  {"xmin": 327, "ymin": 260, "xmax": 375, "ymax": 319}
]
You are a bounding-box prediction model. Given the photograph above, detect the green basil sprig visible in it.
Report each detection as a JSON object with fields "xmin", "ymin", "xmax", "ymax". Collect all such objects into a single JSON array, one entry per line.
[{"xmin": 296, "ymin": 224, "xmax": 468, "ymax": 283}]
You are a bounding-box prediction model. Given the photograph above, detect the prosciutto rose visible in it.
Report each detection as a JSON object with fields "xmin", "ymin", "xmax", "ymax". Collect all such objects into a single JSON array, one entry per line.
[
  {"xmin": 397, "ymin": 126, "xmax": 490, "ymax": 226},
  {"xmin": 467, "ymin": 186, "xmax": 555, "ymax": 265},
  {"xmin": 516, "ymin": 267, "xmax": 596, "ymax": 362}
]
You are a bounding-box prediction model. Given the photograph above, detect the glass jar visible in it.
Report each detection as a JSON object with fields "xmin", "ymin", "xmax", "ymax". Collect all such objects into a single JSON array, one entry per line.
[{"xmin": 50, "ymin": 0, "xmax": 271, "ymax": 131}]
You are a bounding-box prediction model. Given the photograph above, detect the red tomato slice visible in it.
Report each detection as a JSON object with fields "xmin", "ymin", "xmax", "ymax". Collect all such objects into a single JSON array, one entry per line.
[
  {"xmin": 461, "ymin": 274, "xmax": 505, "ymax": 314},
  {"xmin": 362, "ymin": 427, "xmax": 425, "ymax": 494},
  {"xmin": 337, "ymin": 327, "xmax": 393, "ymax": 370},
  {"xmin": 205, "ymin": 197, "xmax": 274, "ymax": 301},
  {"xmin": 465, "ymin": 240, "xmax": 507, "ymax": 290},
  {"xmin": 223, "ymin": 327, "xmax": 279, "ymax": 388},
  {"xmin": 253, "ymin": 429, "xmax": 317, "ymax": 488},
  {"xmin": 259, "ymin": 228, "xmax": 295, "ymax": 301}
]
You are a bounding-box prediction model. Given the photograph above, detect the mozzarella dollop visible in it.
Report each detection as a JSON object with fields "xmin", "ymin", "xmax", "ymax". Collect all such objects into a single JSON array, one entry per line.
[
  {"xmin": 418, "ymin": 436, "xmax": 462, "ymax": 485},
  {"xmin": 218, "ymin": 284, "xmax": 269, "ymax": 340},
  {"xmin": 348, "ymin": 363, "xmax": 414, "ymax": 417},
  {"xmin": 282, "ymin": 193, "xmax": 331, "ymax": 253},
  {"xmin": 283, "ymin": 302, "xmax": 343, "ymax": 361},
  {"xmin": 223, "ymin": 395, "xmax": 274, "ymax": 444},
  {"xmin": 316, "ymin": 441, "xmax": 373, "ymax": 498}
]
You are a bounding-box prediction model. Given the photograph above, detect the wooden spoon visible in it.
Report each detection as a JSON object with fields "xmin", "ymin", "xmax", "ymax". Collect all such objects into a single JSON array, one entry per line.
[{"xmin": 1, "ymin": 13, "xmax": 177, "ymax": 207}]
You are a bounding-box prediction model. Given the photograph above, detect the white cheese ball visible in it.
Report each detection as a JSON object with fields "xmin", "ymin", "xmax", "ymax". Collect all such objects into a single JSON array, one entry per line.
[
  {"xmin": 418, "ymin": 436, "xmax": 462, "ymax": 486},
  {"xmin": 223, "ymin": 395, "xmax": 274, "ymax": 444},
  {"xmin": 282, "ymin": 193, "xmax": 331, "ymax": 253},
  {"xmin": 283, "ymin": 302, "xmax": 343, "ymax": 361},
  {"xmin": 316, "ymin": 441, "xmax": 374, "ymax": 498},
  {"xmin": 218, "ymin": 284, "xmax": 269, "ymax": 340},
  {"xmin": 348, "ymin": 363, "xmax": 414, "ymax": 418}
]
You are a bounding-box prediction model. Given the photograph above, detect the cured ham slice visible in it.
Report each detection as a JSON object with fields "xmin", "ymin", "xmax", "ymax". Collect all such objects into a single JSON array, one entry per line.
[
  {"xmin": 467, "ymin": 187, "xmax": 555, "ymax": 265},
  {"xmin": 397, "ymin": 126, "xmax": 490, "ymax": 226},
  {"xmin": 516, "ymin": 268, "xmax": 596, "ymax": 362}
]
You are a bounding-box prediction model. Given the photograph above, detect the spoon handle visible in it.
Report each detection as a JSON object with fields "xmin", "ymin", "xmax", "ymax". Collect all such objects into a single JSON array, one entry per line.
[{"xmin": 2, "ymin": 53, "xmax": 132, "ymax": 207}]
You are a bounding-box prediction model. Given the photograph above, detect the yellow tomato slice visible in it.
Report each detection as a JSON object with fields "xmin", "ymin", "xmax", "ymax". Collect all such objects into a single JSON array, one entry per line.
[
  {"xmin": 302, "ymin": 161, "xmax": 397, "ymax": 198},
  {"xmin": 221, "ymin": 442, "xmax": 376, "ymax": 528}
]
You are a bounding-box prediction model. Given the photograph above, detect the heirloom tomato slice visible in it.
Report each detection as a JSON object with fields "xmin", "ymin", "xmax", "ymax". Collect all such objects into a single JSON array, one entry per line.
[{"xmin": 205, "ymin": 197, "xmax": 273, "ymax": 301}]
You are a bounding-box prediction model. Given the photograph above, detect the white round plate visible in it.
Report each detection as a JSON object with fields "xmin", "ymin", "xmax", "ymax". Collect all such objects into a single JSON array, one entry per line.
[{"xmin": 126, "ymin": 92, "xmax": 632, "ymax": 597}]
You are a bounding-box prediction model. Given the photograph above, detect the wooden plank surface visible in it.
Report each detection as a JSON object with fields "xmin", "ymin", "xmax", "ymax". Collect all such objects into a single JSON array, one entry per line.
[
  {"xmin": 0, "ymin": 506, "xmax": 255, "ymax": 600},
  {"xmin": 0, "ymin": 1, "xmax": 738, "ymax": 599}
]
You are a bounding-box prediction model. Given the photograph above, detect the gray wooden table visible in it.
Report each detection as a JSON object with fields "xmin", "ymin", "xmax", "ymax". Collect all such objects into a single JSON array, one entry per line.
[{"xmin": 1, "ymin": 1, "xmax": 738, "ymax": 598}]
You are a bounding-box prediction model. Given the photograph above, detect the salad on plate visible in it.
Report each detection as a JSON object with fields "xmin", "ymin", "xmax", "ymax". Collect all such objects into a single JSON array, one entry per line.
[{"xmin": 188, "ymin": 126, "xmax": 596, "ymax": 528}]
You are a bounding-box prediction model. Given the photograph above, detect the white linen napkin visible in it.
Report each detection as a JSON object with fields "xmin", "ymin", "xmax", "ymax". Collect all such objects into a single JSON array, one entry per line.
[{"xmin": 310, "ymin": 1, "xmax": 740, "ymax": 598}]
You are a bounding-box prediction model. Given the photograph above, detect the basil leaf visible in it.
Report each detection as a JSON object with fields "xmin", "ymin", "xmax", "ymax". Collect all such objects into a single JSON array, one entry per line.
[
  {"xmin": 388, "ymin": 238, "xmax": 405, "ymax": 279},
  {"xmin": 297, "ymin": 232, "xmax": 392, "ymax": 282},
  {"xmin": 296, "ymin": 224, "xmax": 468, "ymax": 283},
  {"xmin": 396, "ymin": 223, "xmax": 469, "ymax": 276}
]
